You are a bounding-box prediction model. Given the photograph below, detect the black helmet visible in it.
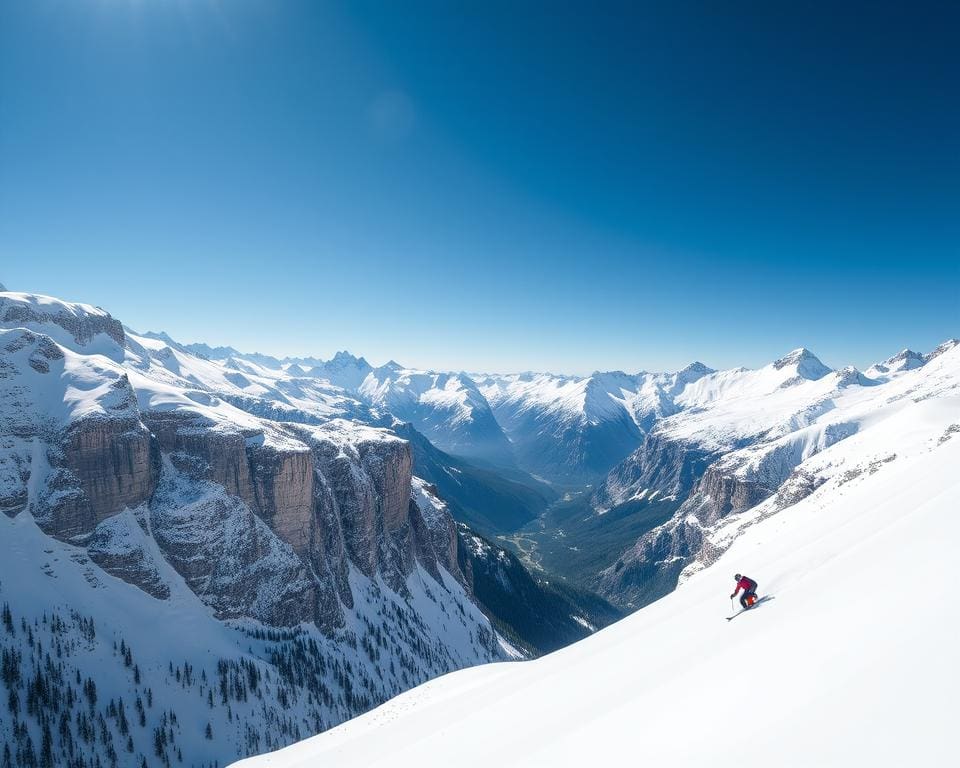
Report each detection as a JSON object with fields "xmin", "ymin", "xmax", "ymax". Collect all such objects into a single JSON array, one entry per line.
[{"xmin": 734, "ymin": 573, "xmax": 741, "ymax": 581}]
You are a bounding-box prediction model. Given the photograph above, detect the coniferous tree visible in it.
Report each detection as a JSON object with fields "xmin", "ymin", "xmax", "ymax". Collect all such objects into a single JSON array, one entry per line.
[{"xmin": 40, "ymin": 723, "xmax": 53, "ymax": 768}]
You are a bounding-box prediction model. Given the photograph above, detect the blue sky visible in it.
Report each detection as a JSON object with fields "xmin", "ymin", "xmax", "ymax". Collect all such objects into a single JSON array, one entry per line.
[{"xmin": 1, "ymin": 1, "xmax": 957, "ymax": 374}]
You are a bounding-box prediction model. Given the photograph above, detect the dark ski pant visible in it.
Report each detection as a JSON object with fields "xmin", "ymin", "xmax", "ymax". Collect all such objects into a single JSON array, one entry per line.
[{"xmin": 740, "ymin": 589, "xmax": 758, "ymax": 609}]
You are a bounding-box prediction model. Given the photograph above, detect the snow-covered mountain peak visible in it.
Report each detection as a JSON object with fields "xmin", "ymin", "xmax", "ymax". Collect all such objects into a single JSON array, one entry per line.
[
  {"xmin": 832, "ymin": 365, "xmax": 879, "ymax": 388},
  {"xmin": 330, "ymin": 349, "xmax": 368, "ymax": 366},
  {"xmin": 890, "ymin": 347, "xmax": 924, "ymax": 367},
  {"xmin": 307, "ymin": 350, "xmax": 374, "ymax": 390},
  {"xmin": 358, "ymin": 366, "xmax": 514, "ymax": 464},
  {"xmin": 866, "ymin": 348, "xmax": 925, "ymax": 378},
  {"xmin": 865, "ymin": 340, "xmax": 959, "ymax": 380},
  {"xmin": 675, "ymin": 360, "xmax": 714, "ymax": 381},
  {"xmin": 771, "ymin": 347, "xmax": 830, "ymax": 379}
]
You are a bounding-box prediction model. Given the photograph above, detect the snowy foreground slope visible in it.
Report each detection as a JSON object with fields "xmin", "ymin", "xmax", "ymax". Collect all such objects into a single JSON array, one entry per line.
[{"xmin": 234, "ymin": 381, "xmax": 959, "ymax": 766}]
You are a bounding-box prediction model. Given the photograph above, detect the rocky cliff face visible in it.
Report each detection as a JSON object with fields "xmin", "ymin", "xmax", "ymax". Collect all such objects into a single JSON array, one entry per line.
[
  {"xmin": 0, "ymin": 293, "xmax": 483, "ymax": 642},
  {"xmin": 0, "ymin": 292, "xmax": 125, "ymax": 349},
  {"xmin": 52, "ymin": 415, "xmax": 160, "ymax": 538},
  {"xmin": 0, "ymin": 291, "xmax": 512, "ymax": 768},
  {"xmin": 594, "ymin": 432, "xmax": 719, "ymax": 512}
]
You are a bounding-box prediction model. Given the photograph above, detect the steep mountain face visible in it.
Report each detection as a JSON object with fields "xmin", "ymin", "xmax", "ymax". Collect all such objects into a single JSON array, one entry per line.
[
  {"xmin": 477, "ymin": 365, "xmax": 713, "ymax": 483},
  {"xmin": 358, "ymin": 366, "xmax": 515, "ymax": 467},
  {"xmin": 593, "ymin": 343, "xmax": 959, "ymax": 608},
  {"xmin": 237, "ymin": 388, "xmax": 960, "ymax": 767},
  {"xmin": 0, "ymin": 291, "xmax": 515, "ymax": 768}
]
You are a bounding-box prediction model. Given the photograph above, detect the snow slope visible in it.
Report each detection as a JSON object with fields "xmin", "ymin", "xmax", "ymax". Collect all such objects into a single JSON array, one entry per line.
[{"xmin": 232, "ymin": 375, "xmax": 960, "ymax": 767}]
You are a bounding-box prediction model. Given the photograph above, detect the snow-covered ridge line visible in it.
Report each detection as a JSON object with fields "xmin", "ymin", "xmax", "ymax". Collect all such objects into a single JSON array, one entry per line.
[{"xmin": 124, "ymin": 307, "xmax": 956, "ymax": 485}]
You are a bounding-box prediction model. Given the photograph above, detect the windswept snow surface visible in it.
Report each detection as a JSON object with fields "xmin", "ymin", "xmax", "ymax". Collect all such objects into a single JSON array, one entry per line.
[{"xmin": 233, "ymin": 394, "xmax": 959, "ymax": 767}]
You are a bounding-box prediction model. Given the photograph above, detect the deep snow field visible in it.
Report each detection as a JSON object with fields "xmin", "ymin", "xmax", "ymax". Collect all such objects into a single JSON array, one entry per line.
[{"xmin": 234, "ymin": 391, "xmax": 959, "ymax": 767}]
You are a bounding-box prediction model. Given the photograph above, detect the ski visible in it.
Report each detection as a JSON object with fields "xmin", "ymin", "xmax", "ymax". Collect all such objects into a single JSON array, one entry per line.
[{"xmin": 725, "ymin": 595, "xmax": 771, "ymax": 621}]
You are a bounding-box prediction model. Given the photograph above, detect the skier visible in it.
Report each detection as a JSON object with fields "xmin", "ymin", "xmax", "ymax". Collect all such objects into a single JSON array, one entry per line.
[{"xmin": 730, "ymin": 573, "xmax": 758, "ymax": 610}]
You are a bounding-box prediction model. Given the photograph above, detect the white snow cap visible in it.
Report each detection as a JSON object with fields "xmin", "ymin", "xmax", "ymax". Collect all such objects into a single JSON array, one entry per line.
[{"xmin": 771, "ymin": 347, "xmax": 830, "ymax": 379}]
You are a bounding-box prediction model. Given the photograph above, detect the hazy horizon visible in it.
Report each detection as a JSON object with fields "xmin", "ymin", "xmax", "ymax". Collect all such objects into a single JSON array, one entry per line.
[{"xmin": 3, "ymin": 279, "xmax": 955, "ymax": 378}]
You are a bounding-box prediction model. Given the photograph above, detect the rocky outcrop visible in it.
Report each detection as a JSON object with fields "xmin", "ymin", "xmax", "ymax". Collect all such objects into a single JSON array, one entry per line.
[
  {"xmin": 41, "ymin": 416, "xmax": 161, "ymax": 540},
  {"xmin": 594, "ymin": 432, "xmax": 718, "ymax": 512},
  {"xmin": 87, "ymin": 510, "xmax": 171, "ymax": 599},
  {"xmin": 131, "ymin": 412, "xmax": 463, "ymax": 631},
  {"xmin": 1, "ymin": 326, "xmax": 469, "ymax": 632},
  {"xmin": 145, "ymin": 412, "xmax": 257, "ymax": 506},
  {"xmin": 247, "ymin": 443, "xmax": 315, "ymax": 556},
  {"xmin": 679, "ymin": 464, "xmax": 773, "ymax": 526},
  {"xmin": 0, "ymin": 329, "xmax": 161, "ymax": 541},
  {"xmin": 597, "ymin": 517, "xmax": 706, "ymax": 609},
  {"xmin": 0, "ymin": 294, "xmax": 125, "ymax": 348},
  {"xmin": 149, "ymin": 457, "xmax": 318, "ymax": 626}
]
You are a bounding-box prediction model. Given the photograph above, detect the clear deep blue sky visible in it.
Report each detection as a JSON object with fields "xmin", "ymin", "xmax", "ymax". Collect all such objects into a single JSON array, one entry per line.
[{"xmin": 1, "ymin": 1, "xmax": 957, "ymax": 373}]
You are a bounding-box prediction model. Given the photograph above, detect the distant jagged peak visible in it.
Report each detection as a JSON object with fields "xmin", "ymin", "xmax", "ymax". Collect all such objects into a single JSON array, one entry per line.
[
  {"xmin": 889, "ymin": 348, "xmax": 924, "ymax": 364},
  {"xmin": 328, "ymin": 349, "xmax": 370, "ymax": 368},
  {"xmin": 0, "ymin": 281, "xmax": 7, "ymax": 292},
  {"xmin": 376, "ymin": 359, "xmax": 405, "ymax": 374},
  {"xmin": 869, "ymin": 347, "xmax": 925, "ymax": 375},
  {"xmin": 137, "ymin": 331, "xmax": 240, "ymax": 361},
  {"xmin": 183, "ymin": 342, "xmax": 239, "ymax": 360},
  {"xmin": 771, "ymin": 347, "xmax": 830, "ymax": 379},
  {"xmin": 586, "ymin": 371, "xmax": 639, "ymax": 392},
  {"xmin": 833, "ymin": 365, "xmax": 880, "ymax": 388},
  {"xmin": 925, "ymin": 338, "xmax": 960, "ymax": 362},
  {"xmin": 675, "ymin": 360, "xmax": 715, "ymax": 383},
  {"xmin": 284, "ymin": 363, "xmax": 308, "ymax": 377}
]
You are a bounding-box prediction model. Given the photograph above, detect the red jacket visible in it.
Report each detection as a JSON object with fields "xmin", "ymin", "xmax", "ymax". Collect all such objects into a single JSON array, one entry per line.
[{"xmin": 733, "ymin": 576, "xmax": 756, "ymax": 595}]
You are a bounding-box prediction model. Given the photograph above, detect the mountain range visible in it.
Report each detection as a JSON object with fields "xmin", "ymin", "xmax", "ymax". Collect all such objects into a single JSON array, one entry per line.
[
  {"xmin": 0, "ymin": 289, "xmax": 616, "ymax": 768},
  {"xmin": 1, "ymin": 285, "xmax": 956, "ymax": 768},
  {"xmin": 133, "ymin": 317, "xmax": 959, "ymax": 613},
  {"xmin": 237, "ymin": 341, "xmax": 959, "ymax": 765}
]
